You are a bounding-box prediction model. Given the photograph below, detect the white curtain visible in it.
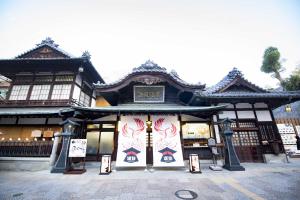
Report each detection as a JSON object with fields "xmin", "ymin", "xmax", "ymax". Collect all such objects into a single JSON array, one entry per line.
[
  {"xmin": 152, "ymin": 115, "xmax": 184, "ymax": 167},
  {"xmin": 116, "ymin": 115, "xmax": 147, "ymax": 167}
]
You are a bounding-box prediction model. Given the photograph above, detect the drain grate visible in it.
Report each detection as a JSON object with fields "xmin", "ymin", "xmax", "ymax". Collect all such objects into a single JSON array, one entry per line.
[
  {"xmin": 13, "ymin": 193, "xmax": 23, "ymax": 197},
  {"xmin": 175, "ymin": 190, "xmax": 198, "ymax": 200}
]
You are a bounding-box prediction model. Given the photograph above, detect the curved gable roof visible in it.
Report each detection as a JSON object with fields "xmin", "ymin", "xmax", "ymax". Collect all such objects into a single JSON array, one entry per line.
[
  {"xmin": 94, "ymin": 60, "xmax": 205, "ymax": 92},
  {"xmin": 204, "ymin": 68, "xmax": 267, "ymax": 94},
  {"xmin": 16, "ymin": 37, "xmax": 73, "ymax": 59}
]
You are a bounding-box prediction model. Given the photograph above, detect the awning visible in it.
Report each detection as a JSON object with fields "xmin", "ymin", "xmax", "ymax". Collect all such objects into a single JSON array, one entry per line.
[
  {"xmin": 0, "ymin": 107, "xmax": 69, "ymax": 116},
  {"xmin": 59, "ymin": 104, "xmax": 227, "ymax": 118}
]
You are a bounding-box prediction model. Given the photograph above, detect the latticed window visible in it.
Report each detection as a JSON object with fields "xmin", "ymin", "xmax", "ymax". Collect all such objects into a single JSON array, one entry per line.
[
  {"xmin": 51, "ymin": 84, "xmax": 71, "ymax": 99},
  {"xmin": 240, "ymin": 132, "xmax": 251, "ymax": 146},
  {"xmin": 30, "ymin": 85, "xmax": 50, "ymax": 100},
  {"xmin": 239, "ymin": 122, "xmax": 256, "ymax": 128},
  {"xmin": 248, "ymin": 131, "xmax": 260, "ymax": 145},
  {"xmin": 233, "ymin": 132, "xmax": 240, "ymax": 146},
  {"xmin": 55, "ymin": 75, "xmax": 74, "ymax": 82},
  {"xmin": 9, "ymin": 85, "xmax": 30, "ymax": 100},
  {"xmin": 79, "ymin": 91, "xmax": 91, "ymax": 106},
  {"xmin": 233, "ymin": 131, "xmax": 260, "ymax": 146}
]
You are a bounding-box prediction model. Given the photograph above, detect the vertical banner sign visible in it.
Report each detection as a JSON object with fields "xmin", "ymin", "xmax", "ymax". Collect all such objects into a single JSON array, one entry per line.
[
  {"xmin": 116, "ymin": 115, "xmax": 147, "ymax": 167},
  {"xmin": 152, "ymin": 115, "xmax": 184, "ymax": 167}
]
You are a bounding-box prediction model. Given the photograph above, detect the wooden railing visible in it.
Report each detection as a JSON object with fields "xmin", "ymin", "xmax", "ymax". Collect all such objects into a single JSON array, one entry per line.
[
  {"xmin": 0, "ymin": 141, "xmax": 53, "ymax": 157},
  {"xmin": 0, "ymin": 98, "xmax": 84, "ymax": 107}
]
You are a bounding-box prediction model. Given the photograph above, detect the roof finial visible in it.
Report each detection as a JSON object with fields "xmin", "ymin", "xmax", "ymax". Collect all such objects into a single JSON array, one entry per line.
[
  {"xmin": 37, "ymin": 37, "xmax": 59, "ymax": 47},
  {"xmin": 228, "ymin": 67, "xmax": 244, "ymax": 78},
  {"xmin": 82, "ymin": 51, "xmax": 91, "ymax": 59},
  {"xmin": 170, "ymin": 69, "xmax": 179, "ymax": 78},
  {"xmin": 133, "ymin": 60, "xmax": 166, "ymax": 72}
]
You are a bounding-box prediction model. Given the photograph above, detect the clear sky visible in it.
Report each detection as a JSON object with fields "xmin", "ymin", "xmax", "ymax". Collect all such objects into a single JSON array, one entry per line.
[{"xmin": 0, "ymin": 0, "xmax": 299, "ymax": 88}]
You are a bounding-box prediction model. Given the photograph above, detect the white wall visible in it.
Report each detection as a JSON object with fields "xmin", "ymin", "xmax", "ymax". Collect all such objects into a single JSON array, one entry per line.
[
  {"xmin": 236, "ymin": 103, "xmax": 252, "ymax": 108},
  {"xmin": 72, "ymin": 85, "xmax": 81, "ymax": 102},
  {"xmin": 255, "ymin": 110, "xmax": 272, "ymax": 121},
  {"xmin": 237, "ymin": 111, "xmax": 255, "ymax": 119},
  {"xmin": 218, "ymin": 111, "xmax": 236, "ymax": 119},
  {"xmin": 254, "ymin": 102, "xmax": 268, "ymax": 108}
]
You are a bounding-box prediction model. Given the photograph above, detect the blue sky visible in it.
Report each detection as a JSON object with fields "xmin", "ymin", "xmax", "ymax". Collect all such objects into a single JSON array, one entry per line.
[{"xmin": 0, "ymin": 0, "xmax": 299, "ymax": 88}]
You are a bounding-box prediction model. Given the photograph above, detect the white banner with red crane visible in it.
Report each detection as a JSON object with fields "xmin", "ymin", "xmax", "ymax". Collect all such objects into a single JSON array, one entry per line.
[
  {"xmin": 152, "ymin": 115, "xmax": 184, "ymax": 167},
  {"xmin": 116, "ymin": 115, "xmax": 147, "ymax": 167}
]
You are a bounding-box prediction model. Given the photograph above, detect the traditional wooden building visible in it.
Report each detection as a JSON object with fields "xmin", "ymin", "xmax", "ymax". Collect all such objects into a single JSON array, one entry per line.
[
  {"xmin": 0, "ymin": 38, "xmax": 104, "ymax": 158},
  {"xmin": 60, "ymin": 60, "xmax": 300, "ymax": 164},
  {"xmin": 1, "ymin": 38, "xmax": 300, "ymax": 168}
]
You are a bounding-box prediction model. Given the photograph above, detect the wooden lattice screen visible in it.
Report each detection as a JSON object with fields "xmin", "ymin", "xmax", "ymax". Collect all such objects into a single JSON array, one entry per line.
[{"xmin": 275, "ymin": 118, "xmax": 300, "ymax": 135}]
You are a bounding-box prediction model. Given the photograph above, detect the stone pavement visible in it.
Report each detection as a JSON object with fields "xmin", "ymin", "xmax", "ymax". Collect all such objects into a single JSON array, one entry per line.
[{"xmin": 1, "ymin": 159, "xmax": 300, "ymax": 200}]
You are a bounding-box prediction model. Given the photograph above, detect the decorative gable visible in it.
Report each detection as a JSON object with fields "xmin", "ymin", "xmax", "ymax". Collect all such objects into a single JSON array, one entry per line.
[
  {"xmin": 205, "ymin": 68, "xmax": 267, "ymax": 94},
  {"xmin": 16, "ymin": 37, "xmax": 72, "ymax": 59},
  {"xmin": 221, "ymin": 84, "xmax": 257, "ymax": 93}
]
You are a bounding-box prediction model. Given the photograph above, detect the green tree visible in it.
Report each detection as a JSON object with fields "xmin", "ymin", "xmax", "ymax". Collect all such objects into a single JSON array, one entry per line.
[
  {"xmin": 282, "ymin": 67, "xmax": 300, "ymax": 90},
  {"xmin": 261, "ymin": 47, "xmax": 284, "ymax": 85}
]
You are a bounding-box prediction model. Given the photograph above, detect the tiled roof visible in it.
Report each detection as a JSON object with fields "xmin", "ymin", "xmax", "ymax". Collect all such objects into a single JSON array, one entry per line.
[
  {"xmin": 15, "ymin": 37, "xmax": 74, "ymax": 58},
  {"xmin": 0, "ymin": 107, "xmax": 69, "ymax": 116},
  {"xmin": 273, "ymin": 101, "xmax": 300, "ymax": 119},
  {"xmin": 204, "ymin": 68, "xmax": 267, "ymax": 94},
  {"xmin": 196, "ymin": 91, "xmax": 300, "ymax": 98},
  {"xmin": 94, "ymin": 60, "xmax": 204, "ymax": 88}
]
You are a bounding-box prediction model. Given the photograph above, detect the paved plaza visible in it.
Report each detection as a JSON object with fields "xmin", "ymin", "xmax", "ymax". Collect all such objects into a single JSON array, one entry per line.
[{"xmin": 1, "ymin": 159, "xmax": 300, "ymax": 200}]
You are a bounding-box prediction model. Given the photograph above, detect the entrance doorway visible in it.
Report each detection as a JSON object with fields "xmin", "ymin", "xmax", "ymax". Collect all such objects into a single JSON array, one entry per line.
[
  {"xmin": 232, "ymin": 131, "xmax": 263, "ymax": 162},
  {"xmin": 86, "ymin": 123, "xmax": 115, "ymax": 161}
]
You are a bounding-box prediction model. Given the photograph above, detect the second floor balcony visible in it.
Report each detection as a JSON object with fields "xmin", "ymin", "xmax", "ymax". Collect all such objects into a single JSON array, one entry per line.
[{"xmin": 0, "ymin": 98, "xmax": 86, "ymax": 108}]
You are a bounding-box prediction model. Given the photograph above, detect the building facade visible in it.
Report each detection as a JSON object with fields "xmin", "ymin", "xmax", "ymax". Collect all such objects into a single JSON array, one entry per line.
[
  {"xmin": 1, "ymin": 38, "xmax": 300, "ymax": 169},
  {"xmin": 0, "ymin": 38, "xmax": 104, "ymax": 158}
]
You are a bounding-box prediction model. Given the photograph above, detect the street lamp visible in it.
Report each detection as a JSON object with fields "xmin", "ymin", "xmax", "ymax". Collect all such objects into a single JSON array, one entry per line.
[
  {"xmin": 51, "ymin": 119, "xmax": 79, "ymax": 173},
  {"xmin": 218, "ymin": 118, "xmax": 245, "ymax": 171}
]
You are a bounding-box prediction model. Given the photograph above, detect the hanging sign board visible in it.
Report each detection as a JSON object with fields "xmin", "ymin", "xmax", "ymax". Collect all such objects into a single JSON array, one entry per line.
[
  {"xmin": 152, "ymin": 115, "xmax": 184, "ymax": 167},
  {"xmin": 43, "ymin": 130, "xmax": 54, "ymax": 138},
  {"xmin": 189, "ymin": 154, "xmax": 201, "ymax": 173},
  {"xmin": 68, "ymin": 139, "xmax": 87, "ymax": 157},
  {"xmin": 116, "ymin": 115, "xmax": 147, "ymax": 167},
  {"xmin": 134, "ymin": 86, "xmax": 165, "ymax": 103},
  {"xmin": 100, "ymin": 155, "xmax": 112, "ymax": 175},
  {"xmin": 31, "ymin": 130, "xmax": 42, "ymax": 137}
]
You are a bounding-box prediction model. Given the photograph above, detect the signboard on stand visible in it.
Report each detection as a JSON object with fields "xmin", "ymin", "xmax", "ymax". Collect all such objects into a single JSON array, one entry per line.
[
  {"xmin": 69, "ymin": 139, "xmax": 87, "ymax": 157},
  {"xmin": 189, "ymin": 154, "xmax": 201, "ymax": 173},
  {"xmin": 100, "ymin": 155, "xmax": 112, "ymax": 175},
  {"xmin": 65, "ymin": 139, "xmax": 87, "ymax": 174}
]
